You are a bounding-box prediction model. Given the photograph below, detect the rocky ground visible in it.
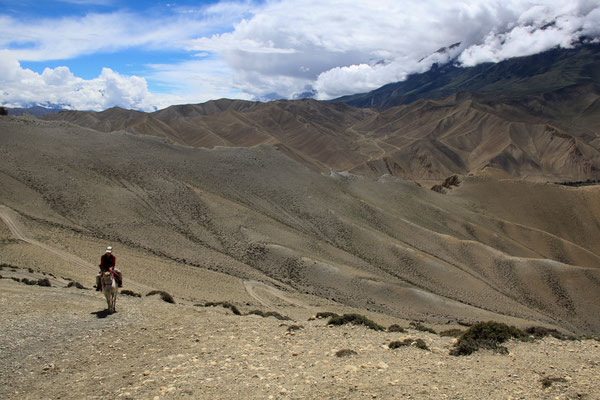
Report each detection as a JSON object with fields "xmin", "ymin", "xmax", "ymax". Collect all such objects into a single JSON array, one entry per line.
[{"xmin": 1, "ymin": 267, "xmax": 598, "ymax": 400}]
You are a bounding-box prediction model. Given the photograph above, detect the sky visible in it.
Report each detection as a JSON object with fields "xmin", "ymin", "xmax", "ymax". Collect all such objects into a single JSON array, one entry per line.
[{"xmin": 1, "ymin": 0, "xmax": 599, "ymax": 111}]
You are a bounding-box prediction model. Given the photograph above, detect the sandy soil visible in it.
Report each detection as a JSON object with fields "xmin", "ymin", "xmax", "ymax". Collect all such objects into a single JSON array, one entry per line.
[{"xmin": 0, "ymin": 273, "xmax": 598, "ymax": 400}]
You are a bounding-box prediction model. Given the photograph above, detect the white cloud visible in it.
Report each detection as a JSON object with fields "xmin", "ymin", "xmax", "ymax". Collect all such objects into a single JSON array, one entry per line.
[
  {"xmin": 0, "ymin": 4, "xmax": 253, "ymax": 62},
  {"xmin": 188, "ymin": 0, "xmax": 600, "ymax": 99},
  {"xmin": 0, "ymin": 51, "xmax": 159, "ymax": 111},
  {"xmin": 145, "ymin": 58, "xmax": 253, "ymax": 104}
]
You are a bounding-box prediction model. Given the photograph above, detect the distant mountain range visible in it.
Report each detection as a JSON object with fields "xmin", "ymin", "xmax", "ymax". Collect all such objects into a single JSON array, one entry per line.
[
  {"xmin": 6, "ymin": 106, "xmax": 67, "ymax": 117},
  {"xmin": 333, "ymin": 43, "xmax": 600, "ymax": 108},
  {"xmin": 42, "ymin": 44, "xmax": 600, "ymax": 182}
]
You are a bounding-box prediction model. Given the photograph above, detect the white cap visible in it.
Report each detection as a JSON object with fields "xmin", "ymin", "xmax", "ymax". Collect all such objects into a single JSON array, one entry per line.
[{"xmin": 106, "ymin": 246, "xmax": 112, "ymax": 253}]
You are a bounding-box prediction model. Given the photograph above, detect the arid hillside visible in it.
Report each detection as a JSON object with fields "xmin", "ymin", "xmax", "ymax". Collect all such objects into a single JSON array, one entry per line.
[
  {"xmin": 43, "ymin": 84, "xmax": 600, "ymax": 181},
  {"xmin": 2, "ymin": 116, "xmax": 599, "ymax": 336}
]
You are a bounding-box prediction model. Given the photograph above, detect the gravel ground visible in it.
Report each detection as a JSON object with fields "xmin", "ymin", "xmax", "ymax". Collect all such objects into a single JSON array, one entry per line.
[{"xmin": 1, "ymin": 275, "xmax": 598, "ymax": 400}]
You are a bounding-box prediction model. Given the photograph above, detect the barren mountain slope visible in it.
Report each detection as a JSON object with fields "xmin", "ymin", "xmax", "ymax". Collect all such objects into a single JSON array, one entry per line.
[
  {"xmin": 1, "ymin": 116, "xmax": 599, "ymax": 335},
  {"xmin": 43, "ymin": 89, "xmax": 600, "ymax": 181}
]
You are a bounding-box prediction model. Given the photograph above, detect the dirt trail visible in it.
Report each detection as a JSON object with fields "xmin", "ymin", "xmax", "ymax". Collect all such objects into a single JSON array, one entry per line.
[
  {"xmin": 0, "ymin": 205, "xmax": 151, "ymax": 293},
  {"xmin": 243, "ymin": 280, "xmax": 310, "ymax": 310}
]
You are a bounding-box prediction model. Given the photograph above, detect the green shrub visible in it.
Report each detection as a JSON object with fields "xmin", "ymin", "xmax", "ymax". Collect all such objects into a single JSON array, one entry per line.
[
  {"xmin": 410, "ymin": 322, "xmax": 436, "ymax": 334},
  {"xmin": 450, "ymin": 321, "xmax": 528, "ymax": 356},
  {"xmin": 147, "ymin": 290, "xmax": 175, "ymax": 304},
  {"xmin": 37, "ymin": 278, "xmax": 51, "ymax": 287},
  {"xmin": 439, "ymin": 328, "xmax": 464, "ymax": 337},
  {"xmin": 316, "ymin": 311, "xmax": 339, "ymax": 319},
  {"xmin": 121, "ymin": 289, "xmax": 141, "ymax": 297},
  {"xmin": 203, "ymin": 301, "xmax": 241, "ymax": 315},
  {"xmin": 66, "ymin": 281, "xmax": 87, "ymax": 290},
  {"xmin": 414, "ymin": 339, "xmax": 429, "ymax": 350},
  {"xmin": 525, "ymin": 326, "xmax": 574, "ymax": 341},
  {"xmin": 389, "ymin": 339, "xmax": 412, "ymax": 349},
  {"xmin": 388, "ymin": 324, "xmax": 406, "ymax": 333},
  {"xmin": 541, "ymin": 376, "xmax": 567, "ymax": 388},
  {"xmin": 248, "ymin": 310, "xmax": 291, "ymax": 321},
  {"xmin": 328, "ymin": 314, "xmax": 384, "ymax": 331},
  {"xmin": 335, "ymin": 349, "xmax": 357, "ymax": 357}
]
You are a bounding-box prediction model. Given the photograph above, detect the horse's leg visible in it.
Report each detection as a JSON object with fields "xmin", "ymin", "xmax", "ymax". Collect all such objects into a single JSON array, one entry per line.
[{"xmin": 105, "ymin": 290, "xmax": 111, "ymax": 312}]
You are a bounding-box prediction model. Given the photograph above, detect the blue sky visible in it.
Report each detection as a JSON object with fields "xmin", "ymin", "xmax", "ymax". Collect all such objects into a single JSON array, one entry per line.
[{"xmin": 1, "ymin": 0, "xmax": 599, "ymax": 111}]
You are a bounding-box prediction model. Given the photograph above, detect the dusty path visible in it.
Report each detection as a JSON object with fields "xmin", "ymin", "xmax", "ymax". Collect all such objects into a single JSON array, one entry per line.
[
  {"xmin": 243, "ymin": 280, "xmax": 310, "ymax": 310},
  {"xmin": 0, "ymin": 205, "xmax": 151, "ymax": 293}
]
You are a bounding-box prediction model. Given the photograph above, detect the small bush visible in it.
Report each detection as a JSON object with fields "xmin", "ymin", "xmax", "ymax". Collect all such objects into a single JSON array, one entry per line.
[
  {"xmin": 541, "ymin": 376, "xmax": 567, "ymax": 388},
  {"xmin": 287, "ymin": 325, "xmax": 303, "ymax": 332},
  {"xmin": 388, "ymin": 324, "xmax": 406, "ymax": 333},
  {"xmin": 414, "ymin": 339, "xmax": 429, "ymax": 350},
  {"xmin": 316, "ymin": 312, "xmax": 339, "ymax": 319},
  {"xmin": 66, "ymin": 281, "xmax": 87, "ymax": 290},
  {"xmin": 203, "ymin": 301, "xmax": 241, "ymax": 316},
  {"xmin": 146, "ymin": 290, "xmax": 175, "ymax": 304},
  {"xmin": 440, "ymin": 328, "xmax": 464, "ymax": 337},
  {"xmin": 37, "ymin": 278, "xmax": 51, "ymax": 287},
  {"xmin": 335, "ymin": 349, "xmax": 357, "ymax": 357},
  {"xmin": 525, "ymin": 326, "xmax": 574, "ymax": 341},
  {"xmin": 121, "ymin": 289, "xmax": 141, "ymax": 297},
  {"xmin": 328, "ymin": 314, "xmax": 384, "ymax": 331},
  {"xmin": 248, "ymin": 310, "xmax": 291, "ymax": 321},
  {"xmin": 28, "ymin": 268, "xmax": 34, "ymax": 273},
  {"xmin": 410, "ymin": 322, "xmax": 436, "ymax": 334},
  {"xmin": 389, "ymin": 339, "xmax": 413, "ymax": 349},
  {"xmin": 450, "ymin": 321, "xmax": 528, "ymax": 356}
]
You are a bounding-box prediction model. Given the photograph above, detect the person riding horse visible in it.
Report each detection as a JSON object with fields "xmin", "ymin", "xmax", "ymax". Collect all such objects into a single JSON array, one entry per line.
[{"xmin": 96, "ymin": 246, "xmax": 122, "ymax": 291}]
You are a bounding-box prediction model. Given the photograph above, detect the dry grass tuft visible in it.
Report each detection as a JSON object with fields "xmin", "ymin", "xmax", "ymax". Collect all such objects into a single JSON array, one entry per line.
[
  {"xmin": 388, "ymin": 324, "xmax": 406, "ymax": 333},
  {"xmin": 66, "ymin": 281, "xmax": 87, "ymax": 290},
  {"xmin": 121, "ymin": 289, "xmax": 141, "ymax": 297},
  {"xmin": 410, "ymin": 322, "xmax": 436, "ymax": 334},
  {"xmin": 248, "ymin": 310, "xmax": 291, "ymax": 321},
  {"xmin": 202, "ymin": 301, "xmax": 242, "ymax": 315},
  {"xmin": 389, "ymin": 339, "xmax": 413, "ymax": 349},
  {"xmin": 335, "ymin": 349, "xmax": 357, "ymax": 357},
  {"xmin": 541, "ymin": 376, "xmax": 567, "ymax": 388},
  {"xmin": 315, "ymin": 312, "xmax": 339, "ymax": 319},
  {"xmin": 328, "ymin": 314, "xmax": 384, "ymax": 331},
  {"xmin": 450, "ymin": 321, "xmax": 528, "ymax": 356},
  {"xmin": 146, "ymin": 290, "xmax": 175, "ymax": 304}
]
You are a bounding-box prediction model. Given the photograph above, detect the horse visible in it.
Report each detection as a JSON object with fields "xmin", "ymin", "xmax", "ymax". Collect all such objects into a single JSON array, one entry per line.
[{"xmin": 101, "ymin": 270, "xmax": 118, "ymax": 313}]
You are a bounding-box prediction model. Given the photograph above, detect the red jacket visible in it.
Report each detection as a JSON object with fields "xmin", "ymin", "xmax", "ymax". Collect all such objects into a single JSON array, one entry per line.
[{"xmin": 100, "ymin": 253, "xmax": 116, "ymax": 272}]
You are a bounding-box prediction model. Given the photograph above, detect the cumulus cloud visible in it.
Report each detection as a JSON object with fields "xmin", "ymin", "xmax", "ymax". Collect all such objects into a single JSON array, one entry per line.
[
  {"xmin": 188, "ymin": 0, "xmax": 600, "ymax": 100},
  {"xmin": 0, "ymin": 51, "xmax": 159, "ymax": 111}
]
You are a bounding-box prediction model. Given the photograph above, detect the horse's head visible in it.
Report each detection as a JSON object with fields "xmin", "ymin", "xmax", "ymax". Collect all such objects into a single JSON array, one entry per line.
[{"xmin": 101, "ymin": 270, "xmax": 114, "ymax": 286}]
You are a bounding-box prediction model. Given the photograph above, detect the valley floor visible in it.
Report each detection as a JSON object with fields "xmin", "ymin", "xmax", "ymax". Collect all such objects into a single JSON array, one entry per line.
[{"xmin": 1, "ymin": 274, "xmax": 598, "ymax": 400}]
